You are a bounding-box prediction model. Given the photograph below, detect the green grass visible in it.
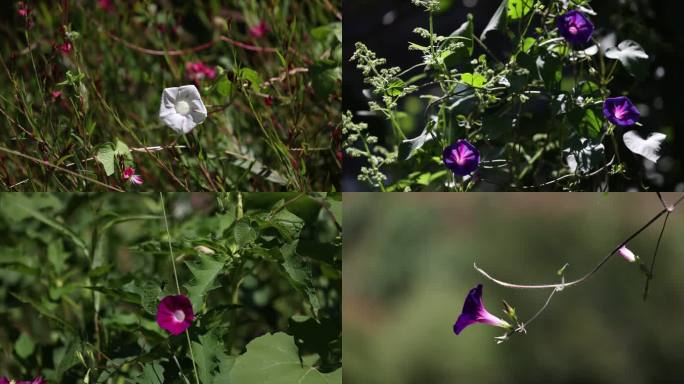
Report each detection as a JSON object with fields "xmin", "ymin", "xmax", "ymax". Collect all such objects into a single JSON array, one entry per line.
[{"xmin": 0, "ymin": 0, "xmax": 342, "ymax": 191}]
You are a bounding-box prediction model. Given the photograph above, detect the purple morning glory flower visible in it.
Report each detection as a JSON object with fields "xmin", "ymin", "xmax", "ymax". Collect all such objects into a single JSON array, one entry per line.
[
  {"xmin": 557, "ymin": 10, "xmax": 595, "ymax": 45},
  {"xmin": 442, "ymin": 139, "xmax": 480, "ymax": 176},
  {"xmin": 156, "ymin": 294, "xmax": 194, "ymax": 335},
  {"xmin": 603, "ymin": 96, "xmax": 640, "ymax": 126},
  {"xmin": 453, "ymin": 284, "xmax": 511, "ymax": 335}
]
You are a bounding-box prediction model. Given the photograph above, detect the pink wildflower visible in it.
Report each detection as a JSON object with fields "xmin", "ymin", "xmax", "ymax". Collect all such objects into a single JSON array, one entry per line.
[
  {"xmin": 123, "ymin": 167, "xmax": 143, "ymax": 185},
  {"xmin": 249, "ymin": 20, "xmax": 269, "ymax": 38},
  {"xmin": 50, "ymin": 90, "xmax": 62, "ymax": 101},
  {"xmin": 58, "ymin": 42, "xmax": 72, "ymax": 54},
  {"xmin": 97, "ymin": 0, "xmax": 115, "ymax": 13},
  {"xmin": 17, "ymin": 2, "xmax": 30, "ymax": 17},
  {"xmin": 156, "ymin": 295, "xmax": 194, "ymax": 335},
  {"xmin": 185, "ymin": 61, "xmax": 216, "ymax": 83}
]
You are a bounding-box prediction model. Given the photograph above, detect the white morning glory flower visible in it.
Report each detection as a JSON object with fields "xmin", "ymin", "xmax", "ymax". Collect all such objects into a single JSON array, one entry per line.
[{"xmin": 159, "ymin": 85, "xmax": 207, "ymax": 134}]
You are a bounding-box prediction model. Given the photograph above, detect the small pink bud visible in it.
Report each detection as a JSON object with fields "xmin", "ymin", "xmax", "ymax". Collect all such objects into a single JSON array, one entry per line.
[
  {"xmin": 618, "ymin": 246, "xmax": 636, "ymax": 263},
  {"xmin": 249, "ymin": 20, "xmax": 269, "ymax": 38},
  {"xmin": 58, "ymin": 42, "xmax": 72, "ymax": 54},
  {"xmin": 51, "ymin": 90, "xmax": 62, "ymax": 100}
]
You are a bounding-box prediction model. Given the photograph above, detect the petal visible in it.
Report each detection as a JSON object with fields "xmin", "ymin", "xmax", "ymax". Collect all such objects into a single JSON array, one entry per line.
[
  {"xmin": 161, "ymin": 113, "xmax": 197, "ymax": 134},
  {"xmin": 453, "ymin": 313, "xmax": 476, "ymax": 335},
  {"xmin": 178, "ymin": 84, "xmax": 202, "ymax": 102}
]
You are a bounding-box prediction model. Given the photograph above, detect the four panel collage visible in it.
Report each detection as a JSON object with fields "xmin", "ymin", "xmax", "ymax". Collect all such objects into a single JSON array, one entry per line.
[{"xmin": 0, "ymin": 1, "xmax": 682, "ymax": 383}]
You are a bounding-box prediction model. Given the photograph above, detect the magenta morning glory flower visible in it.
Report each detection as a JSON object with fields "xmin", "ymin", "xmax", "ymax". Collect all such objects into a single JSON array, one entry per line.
[
  {"xmin": 453, "ymin": 284, "xmax": 511, "ymax": 335},
  {"xmin": 156, "ymin": 295, "xmax": 194, "ymax": 335},
  {"xmin": 557, "ymin": 10, "xmax": 595, "ymax": 45},
  {"xmin": 618, "ymin": 246, "xmax": 637, "ymax": 263},
  {"xmin": 442, "ymin": 139, "xmax": 480, "ymax": 176},
  {"xmin": 1, "ymin": 377, "xmax": 46, "ymax": 384},
  {"xmin": 603, "ymin": 96, "xmax": 640, "ymax": 126}
]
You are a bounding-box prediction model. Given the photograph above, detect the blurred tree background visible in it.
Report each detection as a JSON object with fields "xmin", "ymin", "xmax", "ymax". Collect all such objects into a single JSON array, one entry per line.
[
  {"xmin": 343, "ymin": 192, "xmax": 684, "ymax": 383},
  {"xmin": 343, "ymin": 0, "xmax": 684, "ymax": 191}
]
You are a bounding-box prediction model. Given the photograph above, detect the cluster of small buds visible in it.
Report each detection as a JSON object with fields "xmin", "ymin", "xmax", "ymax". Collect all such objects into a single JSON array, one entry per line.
[{"xmin": 411, "ymin": 0, "xmax": 441, "ymax": 12}]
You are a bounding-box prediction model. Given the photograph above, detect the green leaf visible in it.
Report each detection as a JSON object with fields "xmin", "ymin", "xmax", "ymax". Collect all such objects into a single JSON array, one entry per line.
[
  {"xmin": 47, "ymin": 239, "xmax": 69, "ymax": 274},
  {"xmin": 461, "ymin": 73, "xmax": 486, "ymax": 88},
  {"xmin": 281, "ymin": 241, "xmax": 320, "ymax": 316},
  {"xmin": 580, "ymin": 109, "xmax": 603, "ymax": 139},
  {"xmin": 114, "ymin": 139, "xmax": 131, "ymax": 160},
  {"xmin": 507, "ymin": 0, "xmax": 533, "ymax": 20},
  {"xmin": 96, "ymin": 146, "xmax": 116, "ymax": 176},
  {"xmin": 136, "ymin": 361, "xmax": 165, "ymax": 384},
  {"xmin": 441, "ymin": 14, "xmax": 474, "ymax": 67},
  {"xmin": 14, "ymin": 332, "xmax": 35, "ymax": 359},
  {"xmin": 385, "ymin": 79, "xmax": 405, "ymax": 97},
  {"xmin": 239, "ymin": 68, "xmax": 263, "ymax": 92},
  {"xmin": 605, "ymin": 40, "xmax": 649, "ymax": 78},
  {"xmin": 125, "ymin": 280, "xmax": 162, "ymax": 315},
  {"xmin": 184, "ymin": 255, "xmax": 225, "ymax": 312},
  {"xmin": 481, "ymin": 0, "xmax": 508, "ymax": 40},
  {"xmin": 234, "ymin": 220, "xmax": 257, "ymax": 247},
  {"xmin": 192, "ymin": 329, "xmax": 232, "ymax": 384},
  {"xmin": 270, "ymin": 209, "xmax": 305, "ymax": 240},
  {"xmin": 216, "ymin": 74, "xmax": 233, "ymax": 97},
  {"xmin": 310, "ymin": 60, "xmax": 341, "ymax": 98},
  {"xmin": 229, "ymin": 332, "xmax": 341, "ymax": 384}
]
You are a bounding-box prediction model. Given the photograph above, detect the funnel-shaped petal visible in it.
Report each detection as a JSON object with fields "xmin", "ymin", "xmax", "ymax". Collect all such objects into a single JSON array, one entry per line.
[{"xmin": 454, "ymin": 284, "xmax": 510, "ymax": 335}]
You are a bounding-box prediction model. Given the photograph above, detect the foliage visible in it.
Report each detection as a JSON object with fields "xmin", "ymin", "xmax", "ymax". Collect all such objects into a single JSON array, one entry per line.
[
  {"xmin": 0, "ymin": 1, "xmax": 342, "ymax": 191},
  {"xmin": 346, "ymin": 0, "xmax": 667, "ymax": 191},
  {"xmin": 0, "ymin": 192, "xmax": 341, "ymax": 383}
]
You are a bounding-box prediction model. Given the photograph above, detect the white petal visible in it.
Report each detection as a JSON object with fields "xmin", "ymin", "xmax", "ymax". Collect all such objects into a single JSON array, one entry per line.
[
  {"xmin": 159, "ymin": 85, "xmax": 207, "ymax": 134},
  {"xmin": 622, "ymin": 130, "xmax": 666, "ymax": 163},
  {"xmin": 161, "ymin": 112, "xmax": 198, "ymax": 134}
]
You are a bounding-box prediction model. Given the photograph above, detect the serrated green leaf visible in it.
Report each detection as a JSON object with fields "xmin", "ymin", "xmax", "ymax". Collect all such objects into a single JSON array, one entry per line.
[
  {"xmin": 234, "ymin": 220, "xmax": 257, "ymax": 247},
  {"xmin": 507, "ymin": 0, "xmax": 533, "ymax": 20},
  {"xmin": 229, "ymin": 332, "xmax": 341, "ymax": 384},
  {"xmin": 192, "ymin": 329, "xmax": 232, "ymax": 384},
  {"xmin": 184, "ymin": 256, "xmax": 225, "ymax": 312},
  {"xmin": 136, "ymin": 361, "xmax": 165, "ymax": 384}
]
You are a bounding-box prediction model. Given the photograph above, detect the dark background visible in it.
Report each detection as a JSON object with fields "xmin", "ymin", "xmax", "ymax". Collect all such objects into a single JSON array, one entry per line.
[{"xmin": 343, "ymin": 0, "xmax": 684, "ymax": 191}]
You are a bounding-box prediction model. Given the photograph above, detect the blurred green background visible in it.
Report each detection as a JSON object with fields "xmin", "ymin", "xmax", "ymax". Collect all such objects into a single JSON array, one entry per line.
[{"xmin": 343, "ymin": 192, "xmax": 684, "ymax": 384}]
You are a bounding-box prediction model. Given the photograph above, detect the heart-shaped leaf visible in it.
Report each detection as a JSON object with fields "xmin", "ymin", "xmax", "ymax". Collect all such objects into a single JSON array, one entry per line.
[
  {"xmin": 622, "ymin": 130, "xmax": 666, "ymax": 163},
  {"xmin": 605, "ymin": 40, "xmax": 649, "ymax": 78}
]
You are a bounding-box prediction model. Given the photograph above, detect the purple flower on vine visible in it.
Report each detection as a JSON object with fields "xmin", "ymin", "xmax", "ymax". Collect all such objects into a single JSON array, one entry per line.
[
  {"xmin": 442, "ymin": 140, "xmax": 480, "ymax": 176},
  {"xmin": 603, "ymin": 96, "xmax": 640, "ymax": 126},
  {"xmin": 557, "ymin": 10, "xmax": 594, "ymax": 45},
  {"xmin": 453, "ymin": 284, "xmax": 511, "ymax": 335}
]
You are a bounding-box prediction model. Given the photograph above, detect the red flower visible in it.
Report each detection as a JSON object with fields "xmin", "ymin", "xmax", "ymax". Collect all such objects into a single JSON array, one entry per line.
[
  {"xmin": 249, "ymin": 20, "xmax": 269, "ymax": 38},
  {"xmin": 185, "ymin": 61, "xmax": 216, "ymax": 83},
  {"xmin": 97, "ymin": 0, "xmax": 115, "ymax": 13},
  {"xmin": 17, "ymin": 2, "xmax": 31, "ymax": 17},
  {"xmin": 58, "ymin": 42, "xmax": 72, "ymax": 54}
]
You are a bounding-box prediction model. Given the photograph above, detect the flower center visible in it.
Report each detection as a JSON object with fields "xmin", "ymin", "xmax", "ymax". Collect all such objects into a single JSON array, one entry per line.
[
  {"xmin": 175, "ymin": 100, "xmax": 191, "ymax": 115},
  {"xmin": 568, "ymin": 24, "xmax": 578, "ymax": 35},
  {"xmin": 173, "ymin": 309, "xmax": 186, "ymax": 322},
  {"xmin": 613, "ymin": 106, "xmax": 626, "ymax": 119}
]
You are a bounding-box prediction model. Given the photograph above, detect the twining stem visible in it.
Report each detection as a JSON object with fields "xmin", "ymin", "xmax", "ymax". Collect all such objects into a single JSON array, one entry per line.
[
  {"xmin": 160, "ymin": 193, "xmax": 200, "ymax": 384},
  {"xmin": 643, "ymin": 211, "xmax": 670, "ymax": 300},
  {"xmin": 475, "ymin": 193, "xmax": 684, "ymax": 290}
]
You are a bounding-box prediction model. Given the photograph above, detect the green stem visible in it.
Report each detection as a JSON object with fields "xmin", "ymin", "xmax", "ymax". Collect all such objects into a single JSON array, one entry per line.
[{"xmin": 160, "ymin": 193, "xmax": 200, "ymax": 384}]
